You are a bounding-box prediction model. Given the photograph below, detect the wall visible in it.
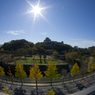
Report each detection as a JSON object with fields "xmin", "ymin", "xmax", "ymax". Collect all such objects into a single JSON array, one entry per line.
[{"xmin": 0, "ymin": 62, "xmax": 69, "ymax": 76}]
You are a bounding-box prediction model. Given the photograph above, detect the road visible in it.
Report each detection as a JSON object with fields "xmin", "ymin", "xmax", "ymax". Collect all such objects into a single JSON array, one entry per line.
[
  {"xmin": 70, "ymin": 84, "xmax": 95, "ymax": 95},
  {"xmin": 0, "ymin": 73, "xmax": 95, "ymax": 95}
]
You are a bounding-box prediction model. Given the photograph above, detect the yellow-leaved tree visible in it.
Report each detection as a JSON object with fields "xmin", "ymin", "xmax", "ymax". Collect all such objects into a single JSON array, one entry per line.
[
  {"xmin": 15, "ymin": 63, "xmax": 27, "ymax": 87},
  {"xmin": 0, "ymin": 66, "xmax": 5, "ymax": 82},
  {"xmin": 29, "ymin": 64, "xmax": 43, "ymax": 95},
  {"xmin": 71, "ymin": 63, "xmax": 80, "ymax": 81},
  {"xmin": 3, "ymin": 85, "xmax": 11, "ymax": 94},
  {"xmin": 44, "ymin": 61, "xmax": 60, "ymax": 88},
  {"xmin": 46, "ymin": 90, "xmax": 55, "ymax": 95},
  {"xmin": 88, "ymin": 58, "xmax": 95, "ymax": 76},
  {"xmin": 7, "ymin": 66, "xmax": 14, "ymax": 85},
  {"xmin": 1, "ymin": 48, "xmax": 4, "ymax": 52}
]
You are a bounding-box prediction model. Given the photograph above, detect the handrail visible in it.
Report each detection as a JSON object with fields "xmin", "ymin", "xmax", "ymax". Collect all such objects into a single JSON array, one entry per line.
[{"xmin": 0, "ymin": 71, "xmax": 95, "ymax": 87}]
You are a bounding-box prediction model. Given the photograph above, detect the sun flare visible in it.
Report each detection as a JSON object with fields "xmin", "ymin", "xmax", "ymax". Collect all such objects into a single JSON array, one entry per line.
[
  {"xmin": 26, "ymin": 0, "xmax": 48, "ymax": 22},
  {"xmin": 33, "ymin": 6, "xmax": 41, "ymax": 15}
]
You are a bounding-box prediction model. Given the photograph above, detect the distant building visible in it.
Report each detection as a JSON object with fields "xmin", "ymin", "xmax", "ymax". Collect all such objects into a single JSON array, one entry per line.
[
  {"xmin": 88, "ymin": 46, "xmax": 95, "ymax": 50},
  {"xmin": 44, "ymin": 37, "xmax": 63, "ymax": 44},
  {"xmin": 74, "ymin": 46, "xmax": 79, "ymax": 49}
]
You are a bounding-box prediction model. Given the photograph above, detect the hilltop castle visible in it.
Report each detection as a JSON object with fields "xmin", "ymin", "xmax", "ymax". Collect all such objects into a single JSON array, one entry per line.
[{"xmin": 44, "ymin": 37, "xmax": 63, "ymax": 44}]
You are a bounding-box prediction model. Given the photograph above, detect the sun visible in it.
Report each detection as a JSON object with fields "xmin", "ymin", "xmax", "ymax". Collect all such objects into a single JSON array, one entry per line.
[
  {"xmin": 33, "ymin": 6, "xmax": 41, "ymax": 15},
  {"xmin": 26, "ymin": 0, "xmax": 48, "ymax": 22}
]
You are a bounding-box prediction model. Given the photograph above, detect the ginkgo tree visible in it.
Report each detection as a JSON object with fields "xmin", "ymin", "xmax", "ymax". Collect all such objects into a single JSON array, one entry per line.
[
  {"xmin": 88, "ymin": 58, "xmax": 95, "ymax": 76},
  {"xmin": 29, "ymin": 64, "xmax": 43, "ymax": 95},
  {"xmin": 3, "ymin": 85, "xmax": 11, "ymax": 94},
  {"xmin": 46, "ymin": 90, "xmax": 55, "ymax": 95},
  {"xmin": 44, "ymin": 61, "xmax": 60, "ymax": 88},
  {"xmin": 71, "ymin": 63, "xmax": 80, "ymax": 81},
  {"xmin": 0, "ymin": 66, "xmax": 5, "ymax": 82},
  {"xmin": 7, "ymin": 66, "xmax": 14, "ymax": 85},
  {"xmin": 15, "ymin": 63, "xmax": 27, "ymax": 87}
]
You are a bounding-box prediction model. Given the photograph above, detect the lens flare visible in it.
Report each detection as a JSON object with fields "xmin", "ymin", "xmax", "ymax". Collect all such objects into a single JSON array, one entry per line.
[{"xmin": 26, "ymin": 0, "xmax": 49, "ymax": 23}]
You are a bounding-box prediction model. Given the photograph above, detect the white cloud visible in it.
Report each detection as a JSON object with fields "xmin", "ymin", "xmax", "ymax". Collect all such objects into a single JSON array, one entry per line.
[
  {"xmin": 41, "ymin": 32, "xmax": 47, "ymax": 35},
  {"xmin": 7, "ymin": 30, "xmax": 24, "ymax": 35}
]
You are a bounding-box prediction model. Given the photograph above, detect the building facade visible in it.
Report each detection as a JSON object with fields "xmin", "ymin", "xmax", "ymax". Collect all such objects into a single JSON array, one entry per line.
[{"xmin": 44, "ymin": 37, "xmax": 63, "ymax": 44}]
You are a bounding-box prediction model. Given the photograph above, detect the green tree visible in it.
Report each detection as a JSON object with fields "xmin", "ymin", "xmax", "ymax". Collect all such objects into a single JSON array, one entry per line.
[
  {"xmin": 37, "ymin": 47, "xmax": 44, "ymax": 55},
  {"xmin": 22, "ymin": 49, "xmax": 27, "ymax": 59},
  {"xmin": 46, "ymin": 90, "xmax": 55, "ymax": 95},
  {"xmin": 29, "ymin": 64, "xmax": 43, "ymax": 95},
  {"xmin": 32, "ymin": 47, "xmax": 37, "ymax": 59},
  {"xmin": 53, "ymin": 51, "xmax": 59, "ymax": 58},
  {"xmin": 15, "ymin": 63, "xmax": 27, "ymax": 87},
  {"xmin": 43, "ymin": 54, "xmax": 46, "ymax": 63},
  {"xmin": 39, "ymin": 54, "xmax": 42, "ymax": 63},
  {"xmin": 32, "ymin": 47, "xmax": 37, "ymax": 55},
  {"xmin": 16, "ymin": 49, "xmax": 22, "ymax": 58},
  {"xmin": 45, "ymin": 49, "xmax": 53, "ymax": 55},
  {"xmin": 66, "ymin": 52, "xmax": 78, "ymax": 65},
  {"xmin": 11, "ymin": 55, "xmax": 14, "ymax": 62},
  {"xmin": 71, "ymin": 63, "xmax": 80, "ymax": 81},
  {"xmin": 44, "ymin": 61, "xmax": 60, "ymax": 88},
  {"xmin": 0, "ymin": 66, "xmax": 5, "ymax": 82},
  {"xmin": 27, "ymin": 48, "xmax": 32, "ymax": 57}
]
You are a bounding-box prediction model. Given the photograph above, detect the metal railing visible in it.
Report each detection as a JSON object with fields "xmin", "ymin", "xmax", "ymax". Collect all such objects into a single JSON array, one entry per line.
[{"xmin": 0, "ymin": 71, "xmax": 95, "ymax": 87}]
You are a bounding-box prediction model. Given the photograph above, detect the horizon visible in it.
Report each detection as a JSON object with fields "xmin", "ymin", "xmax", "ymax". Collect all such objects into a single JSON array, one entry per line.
[
  {"xmin": 0, "ymin": 0, "xmax": 95, "ymax": 48},
  {"xmin": 0, "ymin": 37, "xmax": 95, "ymax": 49}
]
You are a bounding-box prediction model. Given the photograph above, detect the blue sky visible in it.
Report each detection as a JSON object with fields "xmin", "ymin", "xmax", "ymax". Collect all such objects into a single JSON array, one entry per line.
[{"xmin": 0, "ymin": 0, "xmax": 95, "ymax": 48}]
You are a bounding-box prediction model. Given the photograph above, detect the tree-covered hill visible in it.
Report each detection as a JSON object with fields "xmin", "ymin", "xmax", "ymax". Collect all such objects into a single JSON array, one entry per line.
[
  {"xmin": 35, "ymin": 42, "xmax": 73, "ymax": 54},
  {"xmin": 1, "ymin": 39, "xmax": 34, "ymax": 51},
  {"xmin": 1, "ymin": 39, "xmax": 95, "ymax": 67},
  {"xmin": 0, "ymin": 39, "xmax": 73, "ymax": 55}
]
